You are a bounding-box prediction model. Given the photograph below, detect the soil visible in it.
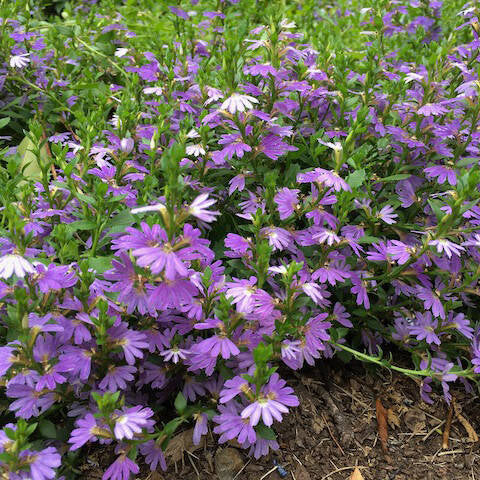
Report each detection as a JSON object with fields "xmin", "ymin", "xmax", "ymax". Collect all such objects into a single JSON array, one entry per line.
[{"xmin": 81, "ymin": 360, "xmax": 480, "ymax": 480}]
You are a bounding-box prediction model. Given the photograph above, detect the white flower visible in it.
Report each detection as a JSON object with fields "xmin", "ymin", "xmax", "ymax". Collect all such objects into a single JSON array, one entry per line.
[
  {"xmin": 110, "ymin": 114, "xmax": 122, "ymax": 128},
  {"xmin": 280, "ymin": 19, "xmax": 296, "ymax": 29},
  {"xmin": 186, "ymin": 129, "xmax": 200, "ymax": 139},
  {"xmin": 143, "ymin": 86, "xmax": 163, "ymax": 95},
  {"xmin": 114, "ymin": 48, "xmax": 128, "ymax": 58},
  {"xmin": 0, "ymin": 254, "xmax": 35, "ymax": 279},
  {"xmin": 404, "ymin": 72, "xmax": 425, "ymax": 84},
  {"xmin": 318, "ymin": 138, "xmax": 343, "ymax": 152},
  {"xmin": 221, "ymin": 93, "xmax": 259, "ymax": 114},
  {"xmin": 9, "ymin": 54, "xmax": 30, "ymax": 69},
  {"xmin": 186, "ymin": 144, "xmax": 205, "ymax": 157},
  {"xmin": 131, "ymin": 203, "xmax": 166, "ymax": 214}
]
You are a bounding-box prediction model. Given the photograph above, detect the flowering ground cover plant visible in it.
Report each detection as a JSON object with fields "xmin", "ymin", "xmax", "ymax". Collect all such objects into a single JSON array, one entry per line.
[{"xmin": 0, "ymin": 0, "xmax": 480, "ymax": 478}]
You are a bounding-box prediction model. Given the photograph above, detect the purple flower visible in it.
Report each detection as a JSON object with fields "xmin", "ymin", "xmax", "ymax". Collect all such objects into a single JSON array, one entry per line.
[
  {"xmin": 297, "ymin": 168, "xmax": 351, "ymax": 192},
  {"xmin": 99, "ymin": 366, "xmax": 137, "ymax": 392},
  {"xmin": 113, "ymin": 405, "xmax": 154, "ymax": 440},
  {"xmin": 0, "ymin": 346, "xmax": 17, "ymax": 376},
  {"xmin": 313, "ymin": 229, "xmax": 341, "ymax": 245},
  {"xmin": 225, "ymin": 276, "xmax": 257, "ymax": 313},
  {"xmin": 274, "ymin": 188, "xmax": 299, "ymax": 219},
  {"xmin": 28, "ymin": 313, "xmax": 63, "ymax": 333},
  {"xmin": 109, "ymin": 323, "xmax": 148, "ymax": 365},
  {"xmin": 409, "ymin": 311, "xmax": 441, "ymax": 345},
  {"xmin": 69, "ymin": 413, "xmax": 101, "ymax": 450},
  {"xmin": 225, "ymin": 233, "xmax": 251, "ymax": 257},
  {"xmin": 213, "ymin": 403, "xmax": 257, "ymax": 444},
  {"xmin": 376, "ymin": 205, "xmax": 398, "ymax": 224},
  {"xmin": 103, "ymin": 455, "xmax": 139, "ymax": 480},
  {"xmin": 444, "ymin": 312, "xmax": 473, "ymax": 339},
  {"xmin": 160, "ymin": 346, "xmax": 190, "ymax": 364},
  {"xmin": 301, "ymin": 282, "xmax": 330, "ymax": 306},
  {"xmin": 24, "ymin": 447, "xmax": 61, "ymax": 480},
  {"xmin": 259, "ymin": 134, "xmax": 298, "ymax": 160},
  {"xmin": 241, "ymin": 374, "xmax": 298, "ymax": 426},
  {"xmin": 248, "ymin": 438, "xmax": 279, "ymax": 459},
  {"xmin": 194, "ymin": 334, "xmax": 240, "ymax": 360},
  {"xmin": 332, "ymin": 302, "xmax": 352, "ymax": 327},
  {"xmin": 7, "ymin": 384, "xmax": 55, "ymax": 419},
  {"xmin": 104, "ymin": 252, "xmax": 156, "ymax": 315},
  {"xmin": 33, "ymin": 263, "xmax": 77, "ymax": 292},
  {"xmin": 417, "ymin": 102, "xmax": 448, "ymax": 116},
  {"xmin": 416, "ymin": 284, "xmax": 445, "ymax": 319},
  {"xmin": 424, "ymin": 165, "xmax": 457, "ymax": 186},
  {"xmin": 139, "ymin": 440, "xmax": 167, "ymax": 471},
  {"xmin": 219, "ymin": 376, "xmax": 251, "ymax": 403},
  {"xmin": 112, "ymin": 223, "xmax": 188, "ymax": 280},
  {"xmin": 389, "ymin": 240, "xmax": 413, "ymax": 264},
  {"xmin": 260, "ymin": 227, "xmax": 293, "ymax": 251}
]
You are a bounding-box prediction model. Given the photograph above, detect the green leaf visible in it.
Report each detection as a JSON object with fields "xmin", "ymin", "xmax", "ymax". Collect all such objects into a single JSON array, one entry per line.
[
  {"xmin": 255, "ymin": 423, "xmax": 276, "ymax": 440},
  {"xmin": 358, "ymin": 235, "xmax": 379, "ymax": 244},
  {"xmin": 0, "ymin": 117, "xmax": 10, "ymax": 129},
  {"xmin": 346, "ymin": 169, "xmax": 365, "ymax": 188},
  {"xmin": 106, "ymin": 209, "xmax": 135, "ymax": 233},
  {"xmin": 163, "ymin": 417, "xmax": 184, "ymax": 437},
  {"xmin": 66, "ymin": 219, "xmax": 96, "ymax": 233},
  {"xmin": 39, "ymin": 419, "xmax": 57, "ymax": 439},
  {"xmin": 17, "ymin": 134, "xmax": 48, "ymax": 183},
  {"xmin": 378, "ymin": 174, "xmax": 411, "ymax": 182},
  {"xmin": 174, "ymin": 392, "xmax": 187, "ymax": 414},
  {"xmin": 456, "ymin": 157, "xmax": 478, "ymax": 168},
  {"xmin": 88, "ymin": 256, "xmax": 113, "ymax": 273}
]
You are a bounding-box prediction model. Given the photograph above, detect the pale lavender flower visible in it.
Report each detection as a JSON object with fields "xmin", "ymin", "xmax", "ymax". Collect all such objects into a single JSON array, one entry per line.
[
  {"xmin": 160, "ymin": 346, "xmax": 190, "ymax": 364},
  {"xmin": 429, "ymin": 239, "xmax": 465, "ymax": 258},
  {"xmin": 225, "ymin": 276, "xmax": 257, "ymax": 313},
  {"xmin": 313, "ymin": 229, "xmax": 341, "ymax": 245},
  {"xmin": 189, "ymin": 193, "xmax": 220, "ymax": 222},
  {"xmin": 192, "ymin": 413, "xmax": 208, "ymax": 445},
  {"xmin": 113, "ymin": 405, "xmax": 154, "ymax": 440},
  {"xmin": 377, "ymin": 205, "xmax": 398, "ymax": 224}
]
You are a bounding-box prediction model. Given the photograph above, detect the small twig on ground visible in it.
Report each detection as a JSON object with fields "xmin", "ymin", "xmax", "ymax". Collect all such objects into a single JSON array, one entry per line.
[
  {"xmin": 332, "ymin": 383, "xmax": 370, "ymax": 409},
  {"xmin": 453, "ymin": 399, "xmax": 479, "ymax": 443},
  {"xmin": 442, "ymin": 404, "xmax": 454, "ymax": 449},
  {"xmin": 259, "ymin": 465, "xmax": 278, "ymax": 480},
  {"xmin": 186, "ymin": 451, "xmax": 200, "ymax": 479},
  {"xmin": 322, "ymin": 412, "xmax": 345, "ymax": 456},
  {"xmin": 232, "ymin": 459, "xmax": 251, "ymax": 480},
  {"xmin": 438, "ymin": 449, "xmax": 465, "ymax": 456},
  {"xmin": 316, "ymin": 382, "xmax": 354, "ymax": 447},
  {"xmin": 423, "ymin": 420, "xmax": 445, "ymax": 442}
]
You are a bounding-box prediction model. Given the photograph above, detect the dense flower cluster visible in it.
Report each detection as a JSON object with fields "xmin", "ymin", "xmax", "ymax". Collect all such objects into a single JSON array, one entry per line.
[{"xmin": 0, "ymin": 0, "xmax": 480, "ymax": 478}]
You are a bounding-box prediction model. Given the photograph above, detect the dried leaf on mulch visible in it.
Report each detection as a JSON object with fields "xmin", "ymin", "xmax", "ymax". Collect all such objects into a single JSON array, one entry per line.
[
  {"xmin": 349, "ymin": 467, "xmax": 364, "ymax": 480},
  {"xmin": 165, "ymin": 428, "xmax": 204, "ymax": 463},
  {"xmin": 375, "ymin": 397, "xmax": 389, "ymax": 454}
]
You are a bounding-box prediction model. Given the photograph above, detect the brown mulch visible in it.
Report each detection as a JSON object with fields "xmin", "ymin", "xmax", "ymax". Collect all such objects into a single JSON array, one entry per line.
[{"xmin": 82, "ymin": 360, "xmax": 480, "ymax": 480}]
